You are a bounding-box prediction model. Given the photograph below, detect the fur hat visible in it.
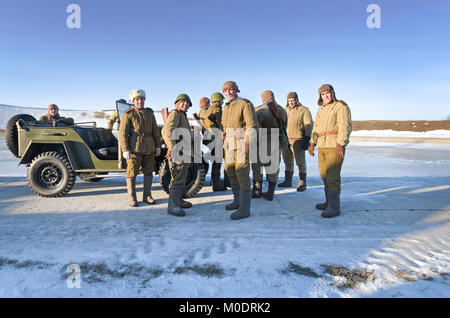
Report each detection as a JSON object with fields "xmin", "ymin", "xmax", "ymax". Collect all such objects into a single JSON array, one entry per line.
[
  {"xmin": 286, "ymin": 92, "xmax": 302, "ymax": 107},
  {"xmin": 199, "ymin": 97, "xmax": 210, "ymax": 108},
  {"xmin": 261, "ymin": 90, "xmax": 275, "ymax": 104},
  {"xmin": 47, "ymin": 103, "xmax": 59, "ymax": 111},
  {"xmin": 317, "ymin": 84, "xmax": 337, "ymax": 106},
  {"xmin": 222, "ymin": 81, "xmax": 240, "ymax": 93},
  {"xmin": 130, "ymin": 89, "xmax": 146, "ymax": 103}
]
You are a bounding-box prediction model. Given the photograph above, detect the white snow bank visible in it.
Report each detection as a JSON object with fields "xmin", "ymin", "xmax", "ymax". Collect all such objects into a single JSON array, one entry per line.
[{"xmin": 352, "ymin": 129, "xmax": 450, "ymax": 139}]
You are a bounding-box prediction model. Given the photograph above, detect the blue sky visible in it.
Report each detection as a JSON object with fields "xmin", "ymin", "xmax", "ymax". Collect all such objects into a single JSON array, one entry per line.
[{"xmin": 0, "ymin": 0, "xmax": 449, "ymax": 120}]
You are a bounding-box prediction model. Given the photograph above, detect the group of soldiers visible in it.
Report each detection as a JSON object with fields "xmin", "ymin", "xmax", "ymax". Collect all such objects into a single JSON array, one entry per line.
[{"xmin": 39, "ymin": 81, "xmax": 352, "ymax": 220}]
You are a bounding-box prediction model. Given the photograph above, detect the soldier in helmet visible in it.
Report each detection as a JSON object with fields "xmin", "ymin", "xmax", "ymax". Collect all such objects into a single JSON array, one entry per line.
[
  {"xmin": 106, "ymin": 99, "xmax": 128, "ymax": 131},
  {"xmin": 201, "ymin": 92, "xmax": 227, "ymax": 191},
  {"xmin": 221, "ymin": 81, "xmax": 257, "ymax": 220},
  {"xmin": 252, "ymin": 90, "xmax": 287, "ymax": 201},
  {"xmin": 119, "ymin": 89, "xmax": 161, "ymax": 207},
  {"xmin": 39, "ymin": 104, "xmax": 74, "ymax": 126},
  {"xmin": 161, "ymin": 94, "xmax": 193, "ymax": 217},
  {"xmin": 309, "ymin": 84, "xmax": 352, "ymax": 218},
  {"xmin": 278, "ymin": 92, "xmax": 313, "ymax": 192}
]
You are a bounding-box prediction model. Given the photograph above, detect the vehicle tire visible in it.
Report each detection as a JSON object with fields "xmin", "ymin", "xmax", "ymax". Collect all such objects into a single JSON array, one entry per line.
[
  {"xmin": 27, "ymin": 151, "xmax": 76, "ymax": 197},
  {"xmin": 158, "ymin": 160, "xmax": 206, "ymax": 198},
  {"xmin": 5, "ymin": 114, "xmax": 36, "ymax": 158}
]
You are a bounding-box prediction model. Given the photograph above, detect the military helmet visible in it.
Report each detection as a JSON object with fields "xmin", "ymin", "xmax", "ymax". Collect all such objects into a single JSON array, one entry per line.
[
  {"xmin": 211, "ymin": 92, "xmax": 225, "ymax": 103},
  {"xmin": 175, "ymin": 93, "xmax": 192, "ymax": 106}
]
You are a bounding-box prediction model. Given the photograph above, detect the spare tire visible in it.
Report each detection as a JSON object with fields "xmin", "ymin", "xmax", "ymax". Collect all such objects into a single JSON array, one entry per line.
[
  {"xmin": 159, "ymin": 160, "xmax": 206, "ymax": 198},
  {"xmin": 6, "ymin": 114, "xmax": 36, "ymax": 158}
]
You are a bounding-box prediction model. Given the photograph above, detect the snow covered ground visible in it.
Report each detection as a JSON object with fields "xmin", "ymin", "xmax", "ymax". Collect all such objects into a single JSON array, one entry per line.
[
  {"xmin": 0, "ymin": 104, "xmax": 449, "ymax": 297},
  {"xmin": 0, "ymin": 134, "xmax": 449, "ymax": 297}
]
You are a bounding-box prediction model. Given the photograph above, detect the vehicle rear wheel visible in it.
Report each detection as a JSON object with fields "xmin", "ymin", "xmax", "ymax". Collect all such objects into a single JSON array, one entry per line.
[
  {"xmin": 5, "ymin": 114, "xmax": 36, "ymax": 158},
  {"xmin": 27, "ymin": 151, "xmax": 76, "ymax": 197},
  {"xmin": 158, "ymin": 160, "xmax": 206, "ymax": 198}
]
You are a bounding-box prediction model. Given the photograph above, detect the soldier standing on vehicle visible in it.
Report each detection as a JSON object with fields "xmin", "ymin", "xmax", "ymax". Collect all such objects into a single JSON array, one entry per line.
[
  {"xmin": 252, "ymin": 90, "xmax": 287, "ymax": 201},
  {"xmin": 106, "ymin": 99, "xmax": 128, "ymax": 131},
  {"xmin": 161, "ymin": 94, "xmax": 193, "ymax": 217},
  {"xmin": 202, "ymin": 92, "xmax": 227, "ymax": 191},
  {"xmin": 39, "ymin": 104, "xmax": 74, "ymax": 126},
  {"xmin": 119, "ymin": 89, "xmax": 161, "ymax": 207},
  {"xmin": 309, "ymin": 84, "xmax": 352, "ymax": 218},
  {"xmin": 278, "ymin": 92, "xmax": 313, "ymax": 192},
  {"xmin": 221, "ymin": 81, "xmax": 257, "ymax": 220}
]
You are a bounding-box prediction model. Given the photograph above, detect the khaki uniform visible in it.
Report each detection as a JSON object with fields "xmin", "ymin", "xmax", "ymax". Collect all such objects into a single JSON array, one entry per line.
[
  {"xmin": 161, "ymin": 109, "xmax": 191, "ymax": 189},
  {"xmin": 311, "ymin": 101, "xmax": 352, "ymax": 191},
  {"xmin": 119, "ymin": 107, "xmax": 161, "ymax": 178},
  {"xmin": 39, "ymin": 114, "xmax": 74, "ymax": 126},
  {"xmin": 198, "ymin": 108, "xmax": 209, "ymax": 131},
  {"xmin": 282, "ymin": 104, "xmax": 313, "ymax": 173},
  {"xmin": 106, "ymin": 110, "xmax": 119, "ymax": 130},
  {"xmin": 222, "ymin": 97, "xmax": 257, "ymax": 192},
  {"xmin": 252, "ymin": 103, "xmax": 287, "ymax": 183},
  {"xmin": 203, "ymin": 103, "xmax": 224, "ymax": 178}
]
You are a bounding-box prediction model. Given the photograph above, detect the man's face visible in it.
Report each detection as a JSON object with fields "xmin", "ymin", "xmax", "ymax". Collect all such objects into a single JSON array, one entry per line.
[
  {"xmin": 321, "ymin": 91, "xmax": 334, "ymax": 104},
  {"xmin": 212, "ymin": 101, "xmax": 223, "ymax": 107},
  {"xmin": 287, "ymin": 98, "xmax": 296, "ymax": 108},
  {"xmin": 223, "ymin": 88, "xmax": 238, "ymax": 102},
  {"xmin": 134, "ymin": 96, "xmax": 145, "ymax": 109},
  {"xmin": 48, "ymin": 106, "xmax": 59, "ymax": 117},
  {"xmin": 177, "ymin": 100, "xmax": 190, "ymax": 112}
]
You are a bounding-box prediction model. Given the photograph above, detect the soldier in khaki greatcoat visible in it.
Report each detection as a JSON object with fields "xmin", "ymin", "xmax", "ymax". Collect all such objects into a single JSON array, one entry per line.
[
  {"xmin": 39, "ymin": 104, "xmax": 74, "ymax": 126},
  {"xmin": 202, "ymin": 92, "xmax": 227, "ymax": 191},
  {"xmin": 161, "ymin": 94, "xmax": 193, "ymax": 217},
  {"xmin": 278, "ymin": 92, "xmax": 313, "ymax": 191},
  {"xmin": 221, "ymin": 81, "xmax": 257, "ymax": 220},
  {"xmin": 251, "ymin": 90, "xmax": 287, "ymax": 201},
  {"xmin": 119, "ymin": 89, "xmax": 161, "ymax": 207},
  {"xmin": 197, "ymin": 97, "xmax": 210, "ymax": 131},
  {"xmin": 309, "ymin": 84, "xmax": 352, "ymax": 218}
]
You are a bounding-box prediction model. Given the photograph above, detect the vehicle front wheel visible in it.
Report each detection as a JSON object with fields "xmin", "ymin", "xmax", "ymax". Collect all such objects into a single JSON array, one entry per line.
[
  {"xmin": 27, "ymin": 151, "xmax": 76, "ymax": 197},
  {"xmin": 158, "ymin": 160, "xmax": 206, "ymax": 198}
]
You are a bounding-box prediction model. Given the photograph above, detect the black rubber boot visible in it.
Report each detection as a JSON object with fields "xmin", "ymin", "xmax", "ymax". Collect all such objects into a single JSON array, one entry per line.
[
  {"xmin": 315, "ymin": 187, "xmax": 329, "ymax": 210},
  {"xmin": 296, "ymin": 172, "xmax": 307, "ymax": 192},
  {"xmin": 252, "ymin": 180, "xmax": 262, "ymax": 198},
  {"xmin": 168, "ymin": 188, "xmax": 185, "ymax": 217},
  {"xmin": 212, "ymin": 170, "xmax": 227, "ymax": 192},
  {"xmin": 277, "ymin": 171, "xmax": 293, "ymax": 187},
  {"xmin": 262, "ymin": 182, "xmax": 276, "ymax": 201},
  {"xmin": 225, "ymin": 186, "xmax": 240, "ymax": 210},
  {"xmin": 321, "ymin": 190, "xmax": 340, "ymax": 218},
  {"xmin": 231, "ymin": 191, "xmax": 251, "ymax": 220}
]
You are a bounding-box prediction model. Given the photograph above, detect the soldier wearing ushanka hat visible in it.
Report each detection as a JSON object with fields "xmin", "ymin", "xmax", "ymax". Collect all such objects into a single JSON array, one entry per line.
[
  {"xmin": 309, "ymin": 84, "xmax": 352, "ymax": 218},
  {"xmin": 119, "ymin": 89, "xmax": 161, "ymax": 207},
  {"xmin": 278, "ymin": 92, "xmax": 313, "ymax": 192}
]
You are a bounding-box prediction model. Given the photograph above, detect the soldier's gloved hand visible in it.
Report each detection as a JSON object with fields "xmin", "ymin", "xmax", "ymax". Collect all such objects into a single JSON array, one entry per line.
[
  {"xmin": 335, "ymin": 143, "xmax": 344, "ymax": 159},
  {"xmin": 301, "ymin": 136, "xmax": 311, "ymax": 151},
  {"xmin": 123, "ymin": 151, "xmax": 131, "ymax": 160},
  {"xmin": 308, "ymin": 143, "xmax": 315, "ymax": 157},
  {"xmin": 155, "ymin": 148, "xmax": 161, "ymax": 156}
]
